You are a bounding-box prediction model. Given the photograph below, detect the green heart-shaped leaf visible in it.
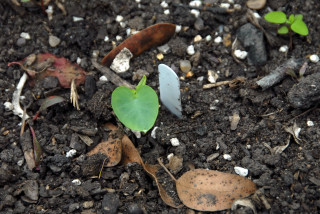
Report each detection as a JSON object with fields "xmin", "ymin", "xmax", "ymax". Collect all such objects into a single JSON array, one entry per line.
[
  {"xmin": 111, "ymin": 76, "xmax": 159, "ymax": 132},
  {"xmin": 264, "ymin": 11, "xmax": 287, "ymax": 24}
]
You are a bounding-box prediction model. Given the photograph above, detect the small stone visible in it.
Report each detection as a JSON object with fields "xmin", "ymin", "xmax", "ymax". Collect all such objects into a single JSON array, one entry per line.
[
  {"xmin": 186, "ymin": 45, "xmax": 195, "ymax": 55},
  {"xmin": 307, "ymin": 120, "xmax": 314, "ymax": 127},
  {"xmin": 223, "ymin": 154, "xmax": 232, "ymax": 161},
  {"xmin": 206, "ymin": 153, "xmax": 219, "ymax": 162},
  {"xmin": 246, "ymin": 0, "xmax": 266, "ymax": 10},
  {"xmin": 160, "ymin": 1, "xmax": 168, "ymax": 8},
  {"xmin": 279, "ymin": 45, "xmax": 289, "ymax": 53},
  {"xmin": 99, "ymin": 76, "xmax": 108, "ymax": 82},
  {"xmin": 194, "ymin": 18, "xmax": 204, "ymax": 31},
  {"xmin": 16, "ymin": 38, "xmax": 26, "ymax": 46},
  {"xmin": 186, "ymin": 71, "xmax": 194, "ymax": 78},
  {"xmin": 115, "ymin": 15, "xmax": 123, "ymax": 22},
  {"xmin": 20, "ymin": 32, "xmax": 31, "ymax": 40},
  {"xmin": 234, "ymin": 50, "xmax": 248, "ymax": 59},
  {"xmin": 309, "ymin": 54, "xmax": 319, "ymax": 63},
  {"xmin": 175, "ymin": 25, "xmax": 182, "ymax": 33},
  {"xmin": 190, "ymin": 9, "xmax": 200, "ymax": 18},
  {"xmin": 66, "ymin": 149, "xmax": 77, "ymax": 158},
  {"xmin": 234, "ymin": 166, "xmax": 249, "ymax": 177},
  {"xmin": 193, "ymin": 35, "xmax": 202, "ymax": 43},
  {"xmin": 76, "ymin": 57, "xmax": 81, "ymax": 64},
  {"xmin": 49, "ymin": 35, "xmax": 60, "ymax": 47},
  {"xmin": 170, "ymin": 138, "xmax": 180, "ymax": 146},
  {"xmin": 104, "ymin": 36, "xmax": 109, "ymax": 42},
  {"xmin": 131, "ymin": 130, "xmax": 141, "ymax": 139},
  {"xmin": 116, "ymin": 35, "xmax": 122, "ymax": 41},
  {"xmin": 180, "ymin": 60, "xmax": 191, "ymax": 73},
  {"xmin": 208, "ymin": 70, "xmax": 219, "ymax": 83},
  {"xmin": 110, "ymin": 48, "xmax": 133, "ymax": 73},
  {"xmin": 151, "ymin": 126, "xmax": 158, "ymax": 139},
  {"xmin": 69, "ymin": 203, "xmax": 80, "ymax": 212},
  {"xmin": 205, "ymin": 35, "xmax": 212, "ymax": 42},
  {"xmin": 164, "ymin": 9, "xmax": 170, "ymax": 15},
  {"xmin": 73, "ymin": 16, "xmax": 84, "ymax": 22},
  {"xmin": 120, "ymin": 22, "xmax": 126, "ymax": 28},
  {"xmin": 72, "ymin": 179, "xmax": 81, "ymax": 186},
  {"xmin": 157, "ymin": 44, "xmax": 170, "ymax": 54},
  {"xmin": 220, "ymin": 3, "xmax": 230, "ymax": 8},
  {"xmin": 156, "ymin": 53, "xmax": 164, "ymax": 60},
  {"xmin": 83, "ymin": 201, "xmax": 94, "ymax": 209},
  {"xmin": 234, "ymin": 4, "xmax": 242, "ymax": 10},
  {"xmin": 23, "ymin": 180, "xmax": 39, "ymax": 201},
  {"xmin": 167, "ymin": 153, "xmax": 174, "ymax": 160},
  {"xmin": 189, "ymin": 0, "xmax": 202, "ymax": 7},
  {"xmin": 4, "ymin": 101, "xmax": 13, "ymax": 111},
  {"xmin": 214, "ymin": 36, "xmax": 222, "ymax": 43},
  {"xmin": 230, "ymin": 112, "xmax": 240, "ymax": 130}
]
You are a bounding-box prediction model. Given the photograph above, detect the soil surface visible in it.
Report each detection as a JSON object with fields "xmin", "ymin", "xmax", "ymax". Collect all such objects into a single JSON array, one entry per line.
[{"xmin": 1, "ymin": 0, "xmax": 320, "ymax": 213}]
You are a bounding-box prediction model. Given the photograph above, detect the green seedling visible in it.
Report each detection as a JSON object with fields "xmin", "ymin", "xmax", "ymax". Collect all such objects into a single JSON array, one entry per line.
[
  {"xmin": 264, "ymin": 11, "xmax": 309, "ymax": 36},
  {"xmin": 111, "ymin": 75, "xmax": 159, "ymax": 133}
]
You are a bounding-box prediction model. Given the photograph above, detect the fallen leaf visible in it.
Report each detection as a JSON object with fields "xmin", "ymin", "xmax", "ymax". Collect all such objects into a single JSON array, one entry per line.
[
  {"xmin": 33, "ymin": 96, "xmax": 65, "ymax": 120},
  {"xmin": 175, "ymin": 169, "xmax": 256, "ymax": 211},
  {"xmin": 101, "ymin": 23, "xmax": 176, "ymax": 66},
  {"xmin": 29, "ymin": 125, "xmax": 43, "ymax": 169},
  {"xmin": 8, "ymin": 53, "xmax": 86, "ymax": 88},
  {"xmin": 87, "ymin": 129, "xmax": 122, "ymax": 167}
]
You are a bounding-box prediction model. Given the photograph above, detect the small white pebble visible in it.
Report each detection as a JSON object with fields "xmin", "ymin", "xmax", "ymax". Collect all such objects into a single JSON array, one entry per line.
[
  {"xmin": 45, "ymin": 5, "xmax": 53, "ymax": 14},
  {"xmin": 205, "ymin": 35, "xmax": 212, "ymax": 42},
  {"xmin": 4, "ymin": 102, "xmax": 13, "ymax": 111},
  {"xmin": 20, "ymin": 96, "xmax": 25, "ymax": 100},
  {"xmin": 76, "ymin": 57, "xmax": 81, "ymax": 65},
  {"xmin": 228, "ymin": 0, "xmax": 234, "ymax": 4},
  {"xmin": 131, "ymin": 130, "xmax": 141, "ymax": 138},
  {"xmin": 190, "ymin": 9, "xmax": 200, "ymax": 18},
  {"xmin": 20, "ymin": 32, "xmax": 31, "ymax": 40},
  {"xmin": 208, "ymin": 70, "xmax": 219, "ymax": 83},
  {"xmin": 220, "ymin": 3, "xmax": 230, "ymax": 9},
  {"xmin": 66, "ymin": 149, "xmax": 77, "ymax": 158},
  {"xmin": 72, "ymin": 179, "xmax": 81, "ymax": 186},
  {"xmin": 234, "ymin": 166, "xmax": 249, "ymax": 177},
  {"xmin": 99, "ymin": 76, "xmax": 108, "ymax": 82},
  {"xmin": 175, "ymin": 25, "xmax": 182, "ymax": 33},
  {"xmin": 223, "ymin": 154, "xmax": 232, "ymax": 160},
  {"xmin": 104, "ymin": 36, "xmax": 109, "ymax": 42},
  {"xmin": 307, "ymin": 120, "xmax": 314, "ymax": 127},
  {"xmin": 73, "ymin": 16, "xmax": 84, "ymax": 22},
  {"xmin": 167, "ymin": 153, "xmax": 174, "ymax": 160},
  {"xmin": 135, "ymin": 0, "xmax": 141, "ymax": 2},
  {"xmin": 164, "ymin": 9, "xmax": 170, "ymax": 15},
  {"xmin": 214, "ymin": 36, "xmax": 222, "ymax": 44},
  {"xmin": 246, "ymin": 144, "xmax": 251, "ymax": 149},
  {"xmin": 309, "ymin": 54, "xmax": 319, "ymax": 63},
  {"xmin": 197, "ymin": 76, "xmax": 204, "ymax": 82},
  {"xmin": 279, "ymin": 45, "xmax": 288, "ymax": 53},
  {"xmin": 193, "ymin": 35, "xmax": 202, "ymax": 43},
  {"xmin": 120, "ymin": 21, "xmax": 126, "ymax": 28},
  {"xmin": 160, "ymin": 1, "xmax": 168, "ymax": 8},
  {"xmin": 170, "ymin": 138, "xmax": 180, "ymax": 146},
  {"xmin": 116, "ymin": 35, "xmax": 122, "ymax": 41},
  {"xmin": 253, "ymin": 12, "xmax": 261, "ymax": 19},
  {"xmin": 116, "ymin": 15, "xmax": 123, "ymax": 22},
  {"xmin": 234, "ymin": 4, "xmax": 242, "ymax": 10},
  {"xmin": 126, "ymin": 28, "xmax": 131, "ymax": 36},
  {"xmin": 186, "ymin": 45, "xmax": 195, "ymax": 55},
  {"xmin": 151, "ymin": 126, "xmax": 158, "ymax": 139},
  {"xmin": 17, "ymin": 159, "xmax": 24, "ymax": 166},
  {"xmin": 189, "ymin": 0, "xmax": 202, "ymax": 7},
  {"xmin": 234, "ymin": 49, "xmax": 248, "ymax": 59}
]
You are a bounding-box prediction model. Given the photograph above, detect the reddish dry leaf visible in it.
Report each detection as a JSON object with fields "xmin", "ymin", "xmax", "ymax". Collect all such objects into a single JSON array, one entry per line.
[
  {"xmin": 8, "ymin": 53, "xmax": 86, "ymax": 88},
  {"xmin": 87, "ymin": 129, "xmax": 122, "ymax": 167},
  {"xmin": 176, "ymin": 169, "xmax": 257, "ymax": 211},
  {"xmin": 101, "ymin": 23, "xmax": 176, "ymax": 66},
  {"xmin": 29, "ymin": 125, "xmax": 43, "ymax": 169}
]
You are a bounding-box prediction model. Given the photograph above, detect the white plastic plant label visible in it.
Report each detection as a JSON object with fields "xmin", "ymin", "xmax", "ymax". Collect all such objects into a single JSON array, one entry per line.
[{"xmin": 158, "ymin": 64, "xmax": 182, "ymax": 118}]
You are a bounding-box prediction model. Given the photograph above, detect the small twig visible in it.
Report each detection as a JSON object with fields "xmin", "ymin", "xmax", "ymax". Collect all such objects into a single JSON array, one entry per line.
[
  {"xmin": 157, "ymin": 157, "xmax": 177, "ymax": 182},
  {"xmin": 203, "ymin": 76, "xmax": 246, "ymax": 89},
  {"xmin": 98, "ymin": 158, "xmax": 108, "ymax": 179},
  {"xmin": 91, "ymin": 58, "xmax": 134, "ymax": 89}
]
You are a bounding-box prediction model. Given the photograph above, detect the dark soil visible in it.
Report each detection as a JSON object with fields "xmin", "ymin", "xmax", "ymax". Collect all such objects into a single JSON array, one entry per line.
[{"xmin": 1, "ymin": 0, "xmax": 320, "ymax": 213}]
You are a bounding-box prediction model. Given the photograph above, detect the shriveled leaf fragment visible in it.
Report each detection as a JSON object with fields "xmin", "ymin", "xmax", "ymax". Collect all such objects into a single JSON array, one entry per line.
[
  {"xmin": 87, "ymin": 129, "xmax": 122, "ymax": 167},
  {"xmin": 33, "ymin": 96, "xmax": 65, "ymax": 120},
  {"xmin": 29, "ymin": 126, "xmax": 43, "ymax": 169},
  {"xmin": 232, "ymin": 198, "xmax": 257, "ymax": 214},
  {"xmin": 8, "ymin": 53, "xmax": 86, "ymax": 88},
  {"xmin": 176, "ymin": 169, "xmax": 256, "ymax": 211},
  {"xmin": 101, "ymin": 23, "xmax": 176, "ymax": 66}
]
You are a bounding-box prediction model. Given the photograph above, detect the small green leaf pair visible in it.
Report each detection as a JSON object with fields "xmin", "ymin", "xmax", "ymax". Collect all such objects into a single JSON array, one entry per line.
[
  {"xmin": 111, "ymin": 76, "xmax": 159, "ymax": 132},
  {"xmin": 264, "ymin": 11, "xmax": 309, "ymax": 36}
]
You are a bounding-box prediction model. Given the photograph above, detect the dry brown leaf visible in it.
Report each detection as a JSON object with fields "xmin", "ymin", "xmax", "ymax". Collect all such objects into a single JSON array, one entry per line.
[
  {"xmin": 101, "ymin": 23, "xmax": 176, "ymax": 66},
  {"xmin": 87, "ymin": 129, "xmax": 122, "ymax": 167},
  {"xmin": 144, "ymin": 163, "xmax": 182, "ymax": 208},
  {"xmin": 175, "ymin": 169, "xmax": 256, "ymax": 211}
]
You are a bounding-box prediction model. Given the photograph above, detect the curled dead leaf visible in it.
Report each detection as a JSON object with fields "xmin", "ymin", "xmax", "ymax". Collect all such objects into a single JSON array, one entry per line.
[
  {"xmin": 8, "ymin": 53, "xmax": 86, "ymax": 88},
  {"xmin": 101, "ymin": 23, "xmax": 176, "ymax": 66}
]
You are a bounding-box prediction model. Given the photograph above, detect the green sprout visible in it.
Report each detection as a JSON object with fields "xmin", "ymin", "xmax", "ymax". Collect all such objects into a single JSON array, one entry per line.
[
  {"xmin": 264, "ymin": 11, "xmax": 309, "ymax": 36},
  {"xmin": 111, "ymin": 75, "xmax": 159, "ymax": 133}
]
